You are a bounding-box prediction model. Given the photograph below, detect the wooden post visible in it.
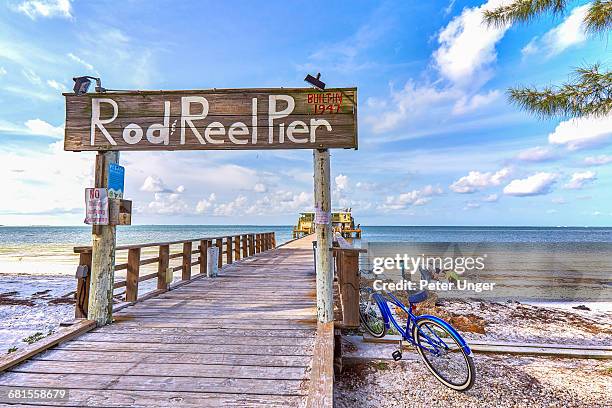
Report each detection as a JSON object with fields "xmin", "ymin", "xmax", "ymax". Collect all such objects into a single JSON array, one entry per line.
[
  {"xmin": 125, "ymin": 248, "xmax": 141, "ymax": 302},
  {"xmin": 157, "ymin": 245, "xmax": 170, "ymax": 290},
  {"xmin": 199, "ymin": 240, "xmax": 209, "ymax": 275},
  {"xmin": 241, "ymin": 235, "xmax": 248, "ymax": 258},
  {"xmin": 182, "ymin": 242, "xmax": 192, "ymax": 280},
  {"xmin": 339, "ymin": 250, "xmax": 360, "ymax": 327},
  {"xmin": 75, "ymin": 251, "xmax": 92, "ymax": 318},
  {"xmin": 272, "ymin": 232, "xmax": 276, "ymax": 248},
  {"xmin": 226, "ymin": 236, "xmax": 233, "ymax": 264},
  {"xmin": 248, "ymin": 234, "xmax": 255, "ymax": 255},
  {"xmin": 88, "ymin": 151, "xmax": 119, "ymax": 326},
  {"xmin": 216, "ymin": 238, "xmax": 223, "ymax": 269},
  {"xmin": 256, "ymin": 233, "xmax": 262, "ymax": 253},
  {"xmin": 234, "ymin": 235, "xmax": 241, "ymax": 261},
  {"xmin": 314, "ymin": 148, "xmax": 333, "ymax": 323}
]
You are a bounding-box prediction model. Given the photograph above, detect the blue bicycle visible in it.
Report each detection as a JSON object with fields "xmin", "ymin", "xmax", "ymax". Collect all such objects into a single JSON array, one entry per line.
[{"xmin": 360, "ymin": 287, "xmax": 476, "ymax": 391}]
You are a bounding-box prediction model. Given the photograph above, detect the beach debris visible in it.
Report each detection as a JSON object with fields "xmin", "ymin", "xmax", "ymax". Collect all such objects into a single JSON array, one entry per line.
[
  {"xmin": 0, "ymin": 291, "xmax": 35, "ymax": 306},
  {"xmin": 573, "ymin": 305, "xmax": 591, "ymax": 311}
]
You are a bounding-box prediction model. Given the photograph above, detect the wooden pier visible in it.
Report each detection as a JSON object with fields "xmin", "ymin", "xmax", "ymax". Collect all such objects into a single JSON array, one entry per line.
[{"xmin": 0, "ymin": 233, "xmax": 359, "ymax": 407}]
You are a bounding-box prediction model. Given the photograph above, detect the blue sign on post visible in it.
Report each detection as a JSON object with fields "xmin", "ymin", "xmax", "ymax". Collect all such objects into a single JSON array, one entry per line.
[{"xmin": 108, "ymin": 163, "xmax": 125, "ymax": 199}]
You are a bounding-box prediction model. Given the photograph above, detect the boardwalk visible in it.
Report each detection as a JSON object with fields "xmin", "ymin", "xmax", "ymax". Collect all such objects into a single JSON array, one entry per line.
[{"xmin": 0, "ymin": 236, "xmax": 330, "ymax": 407}]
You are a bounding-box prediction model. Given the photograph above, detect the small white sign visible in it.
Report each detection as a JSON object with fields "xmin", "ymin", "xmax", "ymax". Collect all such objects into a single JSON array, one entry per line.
[
  {"xmin": 84, "ymin": 188, "xmax": 109, "ymax": 225},
  {"xmin": 314, "ymin": 207, "xmax": 331, "ymax": 224}
]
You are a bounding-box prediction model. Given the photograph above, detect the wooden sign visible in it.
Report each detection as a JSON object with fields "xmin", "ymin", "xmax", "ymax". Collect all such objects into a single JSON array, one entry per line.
[{"xmin": 64, "ymin": 88, "xmax": 357, "ymax": 151}]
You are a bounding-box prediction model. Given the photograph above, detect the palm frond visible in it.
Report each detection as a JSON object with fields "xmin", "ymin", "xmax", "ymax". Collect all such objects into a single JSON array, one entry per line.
[{"xmin": 508, "ymin": 65, "xmax": 612, "ymax": 118}]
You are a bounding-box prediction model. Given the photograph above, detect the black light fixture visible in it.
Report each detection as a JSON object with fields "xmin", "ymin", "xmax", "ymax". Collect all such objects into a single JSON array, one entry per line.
[
  {"xmin": 304, "ymin": 72, "xmax": 325, "ymax": 91},
  {"xmin": 72, "ymin": 76, "xmax": 106, "ymax": 95}
]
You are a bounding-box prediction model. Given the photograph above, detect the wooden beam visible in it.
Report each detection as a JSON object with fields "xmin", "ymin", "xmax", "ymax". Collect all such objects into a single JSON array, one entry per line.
[
  {"xmin": 88, "ymin": 151, "xmax": 119, "ymax": 326},
  {"xmin": 125, "ymin": 248, "xmax": 141, "ymax": 302},
  {"xmin": 182, "ymin": 242, "xmax": 192, "ymax": 281},
  {"xmin": 306, "ymin": 321, "xmax": 334, "ymax": 408},
  {"xmin": 0, "ymin": 320, "xmax": 96, "ymax": 373},
  {"xmin": 216, "ymin": 238, "xmax": 223, "ymax": 269},
  {"xmin": 313, "ymin": 148, "xmax": 333, "ymax": 323},
  {"xmin": 338, "ymin": 250, "xmax": 360, "ymax": 327},
  {"xmin": 234, "ymin": 236, "xmax": 241, "ymax": 261},
  {"xmin": 199, "ymin": 240, "xmax": 209, "ymax": 276},
  {"xmin": 157, "ymin": 245, "xmax": 170, "ymax": 290},
  {"xmin": 75, "ymin": 252, "xmax": 92, "ymax": 319},
  {"xmin": 226, "ymin": 236, "xmax": 233, "ymax": 264},
  {"xmin": 242, "ymin": 235, "xmax": 248, "ymax": 258}
]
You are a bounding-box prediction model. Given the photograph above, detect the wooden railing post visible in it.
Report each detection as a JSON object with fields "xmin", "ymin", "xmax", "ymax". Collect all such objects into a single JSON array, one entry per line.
[
  {"xmin": 216, "ymin": 238, "xmax": 223, "ymax": 269},
  {"xmin": 256, "ymin": 233, "xmax": 262, "ymax": 253},
  {"xmin": 199, "ymin": 240, "xmax": 209, "ymax": 275},
  {"xmin": 248, "ymin": 234, "xmax": 255, "ymax": 255},
  {"xmin": 125, "ymin": 248, "xmax": 141, "ymax": 302},
  {"xmin": 75, "ymin": 251, "xmax": 92, "ymax": 318},
  {"xmin": 264, "ymin": 233, "xmax": 269, "ymax": 250},
  {"xmin": 241, "ymin": 235, "xmax": 248, "ymax": 258},
  {"xmin": 182, "ymin": 242, "xmax": 192, "ymax": 280},
  {"xmin": 157, "ymin": 245, "xmax": 170, "ymax": 290},
  {"xmin": 226, "ymin": 236, "xmax": 233, "ymax": 264},
  {"xmin": 234, "ymin": 235, "xmax": 241, "ymax": 261},
  {"xmin": 338, "ymin": 250, "xmax": 360, "ymax": 327},
  {"xmin": 272, "ymin": 232, "xmax": 276, "ymax": 248}
]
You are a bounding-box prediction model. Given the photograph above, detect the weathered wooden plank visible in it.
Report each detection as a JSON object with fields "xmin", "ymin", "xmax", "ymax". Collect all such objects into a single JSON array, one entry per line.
[
  {"xmin": 11, "ymin": 361, "xmax": 307, "ymax": 380},
  {"xmin": 94, "ymin": 325, "xmax": 315, "ymax": 337},
  {"xmin": 75, "ymin": 332, "xmax": 313, "ymax": 346},
  {"xmin": 0, "ymin": 387, "xmax": 305, "ymax": 407},
  {"xmin": 306, "ymin": 321, "xmax": 334, "ymax": 408},
  {"xmin": 0, "ymin": 372, "xmax": 308, "ymax": 396},
  {"xmin": 34, "ymin": 349, "xmax": 312, "ymax": 367},
  {"xmin": 0, "ymin": 320, "xmax": 96, "ymax": 373},
  {"xmin": 57, "ymin": 341, "xmax": 314, "ymax": 356},
  {"xmin": 64, "ymin": 88, "xmax": 357, "ymax": 151}
]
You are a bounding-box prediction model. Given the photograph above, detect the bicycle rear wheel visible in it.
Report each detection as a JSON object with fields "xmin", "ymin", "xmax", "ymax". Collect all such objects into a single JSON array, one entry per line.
[
  {"xmin": 412, "ymin": 317, "xmax": 475, "ymax": 391},
  {"xmin": 359, "ymin": 289, "xmax": 386, "ymax": 338}
]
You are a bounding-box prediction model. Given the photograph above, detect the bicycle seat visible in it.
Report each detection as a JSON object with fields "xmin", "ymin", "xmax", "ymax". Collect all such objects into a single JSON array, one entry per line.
[{"xmin": 408, "ymin": 290, "xmax": 428, "ymax": 304}]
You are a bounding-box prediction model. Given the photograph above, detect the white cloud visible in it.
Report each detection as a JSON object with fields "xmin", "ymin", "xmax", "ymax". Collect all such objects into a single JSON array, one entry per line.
[
  {"xmin": 515, "ymin": 146, "xmax": 557, "ymax": 162},
  {"xmin": 67, "ymin": 53, "xmax": 96, "ymax": 72},
  {"xmin": 214, "ymin": 195, "xmax": 249, "ymax": 216},
  {"xmin": 434, "ymin": 0, "xmax": 511, "ymax": 86},
  {"xmin": 450, "ymin": 167, "xmax": 510, "ymax": 193},
  {"xmin": 521, "ymin": 5, "xmax": 588, "ymax": 58},
  {"xmin": 548, "ymin": 115, "xmax": 612, "ymax": 150},
  {"xmin": 483, "ymin": 193, "xmax": 499, "ymax": 202},
  {"xmin": 380, "ymin": 185, "xmax": 443, "ymax": 210},
  {"xmin": 46, "ymin": 79, "xmax": 65, "ymax": 91},
  {"xmin": 15, "ymin": 0, "xmax": 72, "ymax": 20},
  {"xmin": 0, "ymin": 67, "xmax": 6, "ymax": 76},
  {"xmin": 335, "ymin": 174, "xmax": 349, "ymax": 191},
  {"xmin": 584, "ymin": 155, "xmax": 612, "ymax": 166},
  {"xmin": 564, "ymin": 171, "xmax": 596, "ymax": 189},
  {"xmin": 24, "ymin": 119, "xmax": 63, "ymax": 138},
  {"xmin": 195, "ymin": 193, "xmax": 217, "ymax": 214},
  {"xmin": 147, "ymin": 193, "xmax": 188, "ymax": 215},
  {"xmin": 503, "ymin": 172, "xmax": 558, "ymax": 196},
  {"xmin": 21, "ymin": 68, "xmax": 41, "ymax": 85},
  {"xmin": 369, "ymin": 81, "xmax": 459, "ymax": 133},
  {"xmin": 452, "ymin": 90, "xmax": 501, "ymax": 115},
  {"xmin": 140, "ymin": 176, "xmax": 169, "ymax": 193},
  {"xmin": 253, "ymin": 183, "xmax": 267, "ymax": 193},
  {"xmin": 464, "ymin": 202, "xmax": 481, "ymax": 209},
  {"xmin": 176, "ymin": 185, "xmax": 185, "ymax": 193},
  {"xmin": 552, "ymin": 197, "xmax": 566, "ymax": 204}
]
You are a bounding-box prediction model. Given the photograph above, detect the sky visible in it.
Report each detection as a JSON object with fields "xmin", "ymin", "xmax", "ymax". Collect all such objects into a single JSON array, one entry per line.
[{"xmin": 0, "ymin": 0, "xmax": 610, "ymax": 226}]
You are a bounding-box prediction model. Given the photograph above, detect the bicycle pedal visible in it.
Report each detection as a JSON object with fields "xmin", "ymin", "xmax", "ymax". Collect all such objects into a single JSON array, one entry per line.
[{"xmin": 391, "ymin": 350, "xmax": 402, "ymax": 361}]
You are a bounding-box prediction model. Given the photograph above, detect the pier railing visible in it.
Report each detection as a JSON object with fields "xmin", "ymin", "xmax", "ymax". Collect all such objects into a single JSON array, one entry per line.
[
  {"xmin": 73, "ymin": 232, "xmax": 276, "ymax": 318},
  {"xmin": 332, "ymin": 234, "xmax": 365, "ymax": 328}
]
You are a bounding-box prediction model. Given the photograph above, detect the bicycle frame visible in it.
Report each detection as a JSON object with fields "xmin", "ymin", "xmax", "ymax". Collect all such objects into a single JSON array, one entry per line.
[{"xmin": 369, "ymin": 291, "xmax": 472, "ymax": 356}]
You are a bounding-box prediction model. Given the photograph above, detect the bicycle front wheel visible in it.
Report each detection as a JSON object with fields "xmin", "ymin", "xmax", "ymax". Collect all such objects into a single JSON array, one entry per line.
[
  {"xmin": 412, "ymin": 317, "xmax": 475, "ymax": 391},
  {"xmin": 359, "ymin": 289, "xmax": 386, "ymax": 338}
]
